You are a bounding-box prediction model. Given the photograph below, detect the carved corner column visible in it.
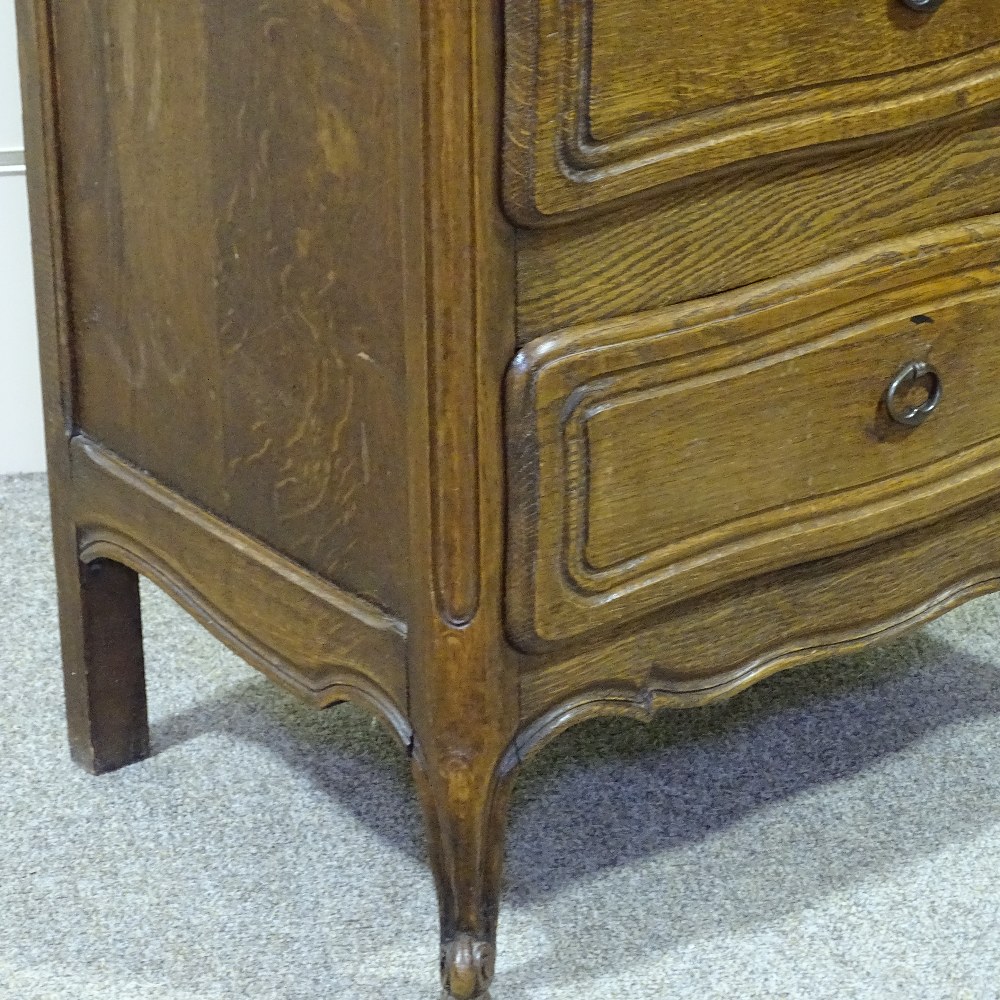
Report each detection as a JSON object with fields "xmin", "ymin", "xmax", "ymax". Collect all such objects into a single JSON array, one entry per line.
[{"xmin": 405, "ymin": 2, "xmax": 519, "ymax": 997}]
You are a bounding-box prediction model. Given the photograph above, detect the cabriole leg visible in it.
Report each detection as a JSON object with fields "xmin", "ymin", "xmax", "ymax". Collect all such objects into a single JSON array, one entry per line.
[{"xmin": 413, "ymin": 754, "xmax": 513, "ymax": 1000}]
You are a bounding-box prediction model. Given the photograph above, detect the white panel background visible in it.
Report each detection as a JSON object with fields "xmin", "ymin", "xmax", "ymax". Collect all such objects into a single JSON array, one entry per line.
[
  {"xmin": 0, "ymin": 0, "xmax": 23, "ymax": 149},
  {"xmin": 0, "ymin": 177, "xmax": 44, "ymax": 475},
  {"xmin": 1, "ymin": 0, "xmax": 45, "ymax": 475}
]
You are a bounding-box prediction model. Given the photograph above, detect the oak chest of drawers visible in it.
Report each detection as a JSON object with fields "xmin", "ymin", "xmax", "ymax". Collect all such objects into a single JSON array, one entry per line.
[{"xmin": 16, "ymin": 0, "xmax": 1000, "ymax": 996}]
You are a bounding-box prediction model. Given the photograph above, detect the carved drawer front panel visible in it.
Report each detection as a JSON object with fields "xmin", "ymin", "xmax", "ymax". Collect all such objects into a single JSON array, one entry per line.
[
  {"xmin": 503, "ymin": 0, "xmax": 1000, "ymax": 223},
  {"xmin": 505, "ymin": 217, "xmax": 1000, "ymax": 650}
]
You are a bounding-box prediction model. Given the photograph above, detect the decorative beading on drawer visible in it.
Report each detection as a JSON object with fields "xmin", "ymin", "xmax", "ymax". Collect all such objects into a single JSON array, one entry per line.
[
  {"xmin": 503, "ymin": 0, "xmax": 1000, "ymax": 223},
  {"xmin": 504, "ymin": 217, "xmax": 1000, "ymax": 650}
]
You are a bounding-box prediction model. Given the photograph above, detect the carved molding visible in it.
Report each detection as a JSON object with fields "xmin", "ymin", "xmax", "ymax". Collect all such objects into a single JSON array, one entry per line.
[
  {"xmin": 78, "ymin": 533, "xmax": 412, "ymax": 750},
  {"xmin": 410, "ymin": 734, "xmax": 513, "ymax": 997},
  {"xmin": 510, "ymin": 567, "xmax": 1000, "ymax": 771},
  {"xmin": 504, "ymin": 0, "xmax": 1000, "ymax": 221},
  {"xmin": 424, "ymin": 0, "xmax": 482, "ymax": 626},
  {"xmin": 562, "ymin": 5, "xmax": 1000, "ymax": 174},
  {"xmin": 69, "ymin": 435, "xmax": 411, "ymax": 745},
  {"xmin": 505, "ymin": 216, "xmax": 1000, "ymax": 649},
  {"xmin": 561, "ymin": 287, "xmax": 1000, "ymax": 590}
]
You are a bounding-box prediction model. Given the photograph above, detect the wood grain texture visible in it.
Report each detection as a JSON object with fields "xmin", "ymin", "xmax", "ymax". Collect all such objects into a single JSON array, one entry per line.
[
  {"xmin": 586, "ymin": 0, "xmax": 1000, "ymax": 138},
  {"xmin": 53, "ymin": 1, "xmax": 227, "ymax": 509},
  {"xmin": 15, "ymin": 0, "xmax": 152, "ymax": 777},
  {"xmin": 21, "ymin": 0, "xmax": 1000, "ymax": 996},
  {"xmin": 56, "ymin": 559, "xmax": 149, "ymax": 775},
  {"xmin": 515, "ymin": 493, "xmax": 1000, "ymax": 753},
  {"xmin": 424, "ymin": 0, "xmax": 482, "ymax": 626},
  {"xmin": 507, "ymin": 217, "xmax": 1000, "ymax": 649},
  {"xmin": 403, "ymin": 3, "xmax": 520, "ymax": 997},
  {"xmin": 504, "ymin": 0, "xmax": 1000, "ymax": 221},
  {"xmin": 517, "ymin": 106, "xmax": 1000, "ymax": 338},
  {"xmin": 411, "ymin": 746, "xmax": 512, "ymax": 1000},
  {"xmin": 71, "ymin": 435, "xmax": 409, "ymax": 739},
  {"xmin": 50, "ymin": 0, "xmax": 411, "ymax": 614},
  {"xmin": 203, "ymin": 0, "xmax": 411, "ymax": 615}
]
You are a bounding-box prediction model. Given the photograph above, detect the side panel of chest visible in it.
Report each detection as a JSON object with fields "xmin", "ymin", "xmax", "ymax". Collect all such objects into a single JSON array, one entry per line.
[{"xmin": 50, "ymin": 1, "xmax": 416, "ymax": 616}]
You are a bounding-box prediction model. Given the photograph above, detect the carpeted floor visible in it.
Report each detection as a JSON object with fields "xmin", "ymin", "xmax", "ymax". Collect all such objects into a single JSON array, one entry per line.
[{"xmin": 2, "ymin": 471, "xmax": 1000, "ymax": 999}]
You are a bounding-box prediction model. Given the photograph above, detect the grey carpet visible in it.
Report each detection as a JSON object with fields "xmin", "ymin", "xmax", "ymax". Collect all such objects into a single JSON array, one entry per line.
[{"xmin": 2, "ymin": 471, "xmax": 1000, "ymax": 1000}]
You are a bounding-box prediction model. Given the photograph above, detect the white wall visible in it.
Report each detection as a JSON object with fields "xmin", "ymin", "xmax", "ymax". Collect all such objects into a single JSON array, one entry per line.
[
  {"xmin": 1, "ymin": 0, "xmax": 46, "ymax": 474},
  {"xmin": 0, "ymin": 0, "xmax": 22, "ymax": 145}
]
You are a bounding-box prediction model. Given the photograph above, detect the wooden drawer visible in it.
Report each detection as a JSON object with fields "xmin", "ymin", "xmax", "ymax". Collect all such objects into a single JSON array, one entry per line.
[
  {"xmin": 517, "ymin": 107, "xmax": 1000, "ymax": 340},
  {"xmin": 504, "ymin": 0, "xmax": 1000, "ymax": 224},
  {"xmin": 505, "ymin": 217, "xmax": 1000, "ymax": 650}
]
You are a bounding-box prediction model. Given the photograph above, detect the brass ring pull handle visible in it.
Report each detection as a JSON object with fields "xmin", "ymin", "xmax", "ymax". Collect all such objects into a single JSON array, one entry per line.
[
  {"xmin": 897, "ymin": 0, "xmax": 945, "ymax": 11},
  {"xmin": 884, "ymin": 360, "xmax": 942, "ymax": 427}
]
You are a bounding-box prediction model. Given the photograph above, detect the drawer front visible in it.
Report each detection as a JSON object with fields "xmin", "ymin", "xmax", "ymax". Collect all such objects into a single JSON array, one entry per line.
[
  {"xmin": 505, "ymin": 217, "xmax": 1000, "ymax": 650},
  {"xmin": 504, "ymin": 0, "xmax": 1000, "ymax": 223}
]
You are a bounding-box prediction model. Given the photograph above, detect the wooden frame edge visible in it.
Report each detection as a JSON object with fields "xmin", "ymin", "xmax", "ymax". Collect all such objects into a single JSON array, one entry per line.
[{"xmin": 69, "ymin": 434, "xmax": 410, "ymax": 740}]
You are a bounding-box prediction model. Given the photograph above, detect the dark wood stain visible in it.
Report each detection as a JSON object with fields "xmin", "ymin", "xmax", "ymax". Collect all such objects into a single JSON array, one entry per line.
[{"xmin": 16, "ymin": 1, "xmax": 1000, "ymax": 996}]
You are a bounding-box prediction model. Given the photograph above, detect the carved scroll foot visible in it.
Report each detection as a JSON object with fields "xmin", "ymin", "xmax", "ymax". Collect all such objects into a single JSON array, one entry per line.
[
  {"xmin": 413, "ymin": 752, "xmax": 512, "ymax": 1000},
  {"xmin": 440, "ymin": 932, "xmax": 495, "ymax": 1000}
]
